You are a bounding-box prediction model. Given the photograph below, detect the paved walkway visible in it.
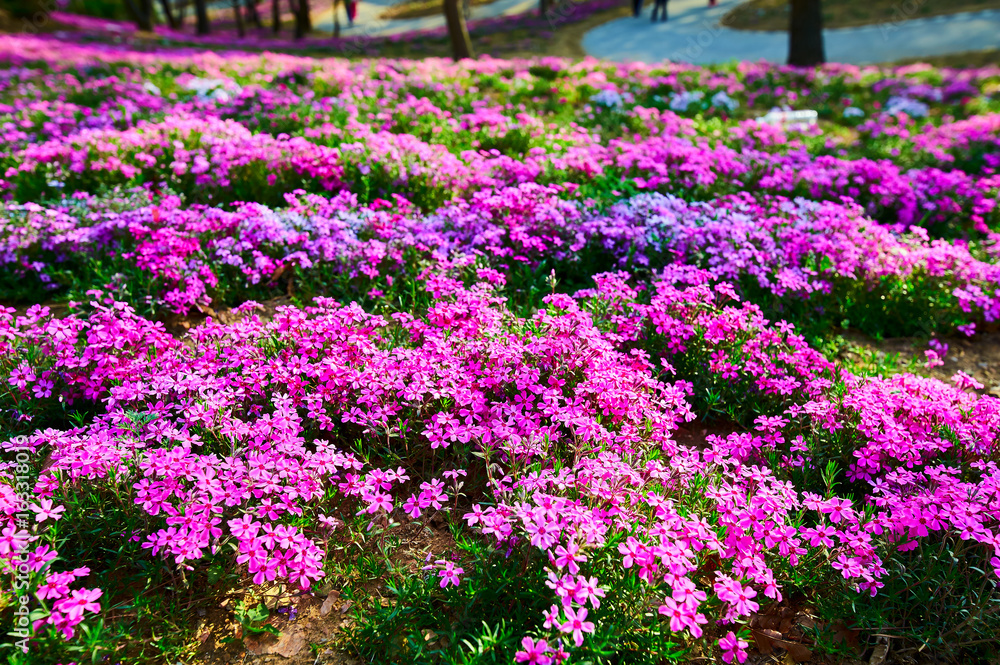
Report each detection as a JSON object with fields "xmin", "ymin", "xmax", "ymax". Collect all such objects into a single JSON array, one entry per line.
[
  {"xmin": 313, "ymin": 0, "xmax": 535, "ymax": 38},
  {"xmin": 582, "ymin": 0, "xmax": 1000, "ymax": 64}
]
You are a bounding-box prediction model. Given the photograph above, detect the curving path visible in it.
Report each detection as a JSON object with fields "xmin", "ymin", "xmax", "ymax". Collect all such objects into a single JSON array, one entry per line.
[
  {"xmin": 582, "ymin": 0, "xmax": 1000, "ymax": 64},
  {"xmin": 313, "ymin": 0, "xmax": 536, "ymax": 38}
]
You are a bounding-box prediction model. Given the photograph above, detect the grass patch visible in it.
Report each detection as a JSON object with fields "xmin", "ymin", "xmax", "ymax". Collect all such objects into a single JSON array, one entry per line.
[
  {"xmin": 723, "ymin": 0, "xmax": 1000, "ymax": 31},
  {"xmin": 378, "ymin": 0, "xmax": 501, "ymax": 21}
]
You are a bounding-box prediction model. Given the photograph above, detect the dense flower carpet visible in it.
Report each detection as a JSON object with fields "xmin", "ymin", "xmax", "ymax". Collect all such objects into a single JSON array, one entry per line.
[{"xmin": 0, "ymin": 34, "xmax": 999, "ymax": 665}]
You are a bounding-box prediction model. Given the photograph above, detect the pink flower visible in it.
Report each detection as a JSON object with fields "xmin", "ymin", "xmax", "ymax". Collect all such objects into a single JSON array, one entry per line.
[
  {"xmin": 951, "ymin": 371, "xmax": 984, "ymax": 391},
  {"xmin": 515, "ymin": 637, "xmax": 552, "ymax": 664},
  {"xmin": 437, "ymin": 562, "xmax": 464, "ymax": 588},
  {"xmin": 719, "ymin": 631, "xmax": 748, "ymax": 664},
  {"xmin": 317, "ymin": 514, "xmax": 341, "ymax": 531},
  {"xmin": 552, "ymin": 542, "xmax": 586, "ymax": 574},
  {"xmin": 8, "ymin": 363, "xmax": 36, "ymax": 390},
  {"xmin": 658, "ymin": 597, "xmax": 707, "ymax": 636},
  {"xmin": 228, "ymin": 515, "xmax": 261, "ymax": 540},
  {"xmin": 365, "ymin": 492, "xmax": 393, "ymax": 514},
  {"xmin": 559, "ymin": 606, "xmax": 595, "ymax": 647},
  {"xmin": 577, "ymin": 576, "xmax": 606, "ymax": 609},
  {"xmin": 402, "ymin": 494, "xmax": 422, "ymax": 519},
  {"xmin": 542, "ymin": 604, "xmax": 561, "ymax": 630},
  {"xmin": 29, "ymin": 498, "xmax": 66, "ymax": 522},
  {"xmin": 658, "ymin": 598, "xmax": 688, "ymax": 633},
  {"xmin": 55, "ymin": 587, "xmax": 102, "ymax": 622}
]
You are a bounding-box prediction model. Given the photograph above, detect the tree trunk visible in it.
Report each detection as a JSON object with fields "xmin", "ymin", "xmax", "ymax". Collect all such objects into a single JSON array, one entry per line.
[
  {"xmin": 291, "ymin": 0, "xmax": 303, "ymax": 38},
  {"xmin": 272, "ymin": 0, "xmax": 281, "ymax": 32},
  {"xmin": 158, "ymin": 0, "xmax": 179, "ymax": 28},
  {"xmin": 143, "ymin": 0, "xmax": 155, "ymax": 29},
  {"xmin": 332, "ymin": 0, "xmax": 340, "ymax": 37},
  {"xmin": 788, "ymin": 0, "xmax": 824, "ymax": 66},
  {"xmin": 176, "ymin": 0, "xmax": 187, "ymax": 28},
  {"xmin": 301, "ymin": 0, "xmax": 312, "ymax": 32},
  {"xmin": 245, "ymin": 0, "xmax": 262, "ymax": 27},
  {"xmin": 233, "ymin": 0, "xmax": 246, "ymax": 35},
  {"xmin": 125, "ymin": 0, "xmax": 155, "ymax": 30},
  {"xmin": 443, "ymin": 0, "xmax": 473, "ymax": 60},
  {"xmin": 291, "ymin": 0, "xmax": 310, "ymax": 37},
  {"xmin": 194, "ymin": 0, "xmax": 211, "ymax": 34},
  {"xmin": 539, "ymin": 0, "xmax": 548, "ymax": 19}
]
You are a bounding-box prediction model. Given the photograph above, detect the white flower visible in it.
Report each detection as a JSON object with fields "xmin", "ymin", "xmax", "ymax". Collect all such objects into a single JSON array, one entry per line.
[
  {"xmin": 142, "ymin": 81, "xmax": 161, "ymax": 96},
  {"xmin": 843, "ymin": 106, "xmax": 865, "ymax": 118},
  {"xmin": 756, "ymin": 108, "xmax": 818, "ymax": 130},
  {"xmin": 180, "ymin": 76, "xmax": 243, "ymax": 102}
]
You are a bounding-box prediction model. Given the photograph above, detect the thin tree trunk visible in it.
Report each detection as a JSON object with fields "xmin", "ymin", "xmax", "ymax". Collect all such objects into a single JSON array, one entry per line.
[
  {"xmin": 539, "ymin": 0, "xmax": 548, "ymax": 19},
  {"xmin": 158, "ymin": 0, "xmax": 179, "ymax": 28},
  {"xmin": 176, "ymin": 0, "xmax": 187, "ymax": 28},
  {"xmin": 443, "ymin": 0, "xmax": 473, "ymax": 60},
  {"xmin": 272, "ymin": 0, "xmax": 281, "ymax": 32},
  {"xmin": 291, "ymin": 0, "xmax": 310, "ymax": 38},
  {"xmin": 233, "ymin": 0, "xmax": 246, "ymax": 35},
  {"xmin": 245, "ymin": 0, "xmax": 262, "ymax": 28},
  {"xmin": 788, "ymin": 0, "xmax": 824, "ymax": 66},
  {"xmin": 194, "ymin": 0, "xmax": 211, "ymax": 34},
  {"xmin": 332, "ymin": 0, "xmax": 340, "ymax": 37},
  {"xmin": 142, "ymin": 0, "xmax": 155, "ymax": 29},
  {"xmin": 291, "ymin": 0, "xmax": 303, "ymax": 38}
]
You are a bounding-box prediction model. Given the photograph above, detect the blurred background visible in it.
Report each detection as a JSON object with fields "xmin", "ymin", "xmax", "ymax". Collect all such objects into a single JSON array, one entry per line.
[{"xmin": 1, "ymin": 0, "xmax": 998, "ymax": 66}]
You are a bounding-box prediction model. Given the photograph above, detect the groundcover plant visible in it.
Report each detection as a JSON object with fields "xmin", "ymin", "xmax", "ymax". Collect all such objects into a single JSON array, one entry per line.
[{"xmin": 1, "ymin": 33, "xmax": 999, "ymax": 665}]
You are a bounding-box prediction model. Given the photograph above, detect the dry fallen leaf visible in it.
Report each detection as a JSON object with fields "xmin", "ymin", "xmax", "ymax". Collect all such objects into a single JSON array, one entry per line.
[
  {"xmin": 783, "ymin": 641, "xmax": 813, "ymax": 662},
  {"xmin": 830, "ymin": 621, "xmax": 862, "ymax": 653},
  {"xmin": 751, "ymin": 628, "xmax": 813, "ymax": 662},
  {"xmin": 751, "ymin": 628, "xmax": 778, "ymax": 654},
  {"xmin": 320, "ymin": 590, "xmax": 340, "ymax": 617},
  {"xmin": 869, "ymin": 644, "xmax": 889, "ymax": 665}
]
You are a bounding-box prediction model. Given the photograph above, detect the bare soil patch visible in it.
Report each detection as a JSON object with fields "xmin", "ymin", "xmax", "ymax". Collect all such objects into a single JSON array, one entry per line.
[{"xmin": 839, "ymin": 327, "xmax": 1000, "ymax": 397}]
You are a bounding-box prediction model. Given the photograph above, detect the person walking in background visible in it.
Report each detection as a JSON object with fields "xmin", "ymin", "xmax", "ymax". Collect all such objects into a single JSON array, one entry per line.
[
  {"xmin": 651, "ymin": 0, "xmax": 667, "ymax": 21},
  {"xmin": 633, "ymin": 0, "xmax": 643, "ymax": 17},
  {"xmin": 708, "ymin": 0, "xmax": 716, "ymax": 6}
]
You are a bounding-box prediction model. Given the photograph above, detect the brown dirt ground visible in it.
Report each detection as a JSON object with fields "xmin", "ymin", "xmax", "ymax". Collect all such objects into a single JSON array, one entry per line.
[
  {"xmin": 839, "ymin": 327, "xmax": 1000, "ymax": 398},
  {"xmin": 192, "ymin": 517, "xmax": 458, "ymax": 665}
]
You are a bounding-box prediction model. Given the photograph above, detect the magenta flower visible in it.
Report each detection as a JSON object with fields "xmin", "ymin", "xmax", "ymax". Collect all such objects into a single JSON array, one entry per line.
[
  {"xmin": 559, "ymin": 607, "xmax": 595, "ymax": 647},
  {"xmin": 719, "ymin": 631, "xmax": 748, "ymax": 664},
  {"xmin": 228, "ymin": 515, "xmax": 261, "ymax": 540},
  {"xmin": 515, "ymin": 637, "xmax": 552, "ymax": 664},
  {"xmin": 437, "ymin": 562, "xmax": 464, "ymax": 588},
  {"xmin": 29, "ymin": 498, "xmax": 66, "ymax": 523},
  {"xmin": 55, "ymin": 588, "xmax": 103, "ymax": 622}
]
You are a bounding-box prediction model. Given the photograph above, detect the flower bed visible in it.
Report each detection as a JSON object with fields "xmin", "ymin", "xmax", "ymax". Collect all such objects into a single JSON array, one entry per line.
[{"xmin": 1, "ymin": 34, "xmax": 999, "ymax": 665}]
